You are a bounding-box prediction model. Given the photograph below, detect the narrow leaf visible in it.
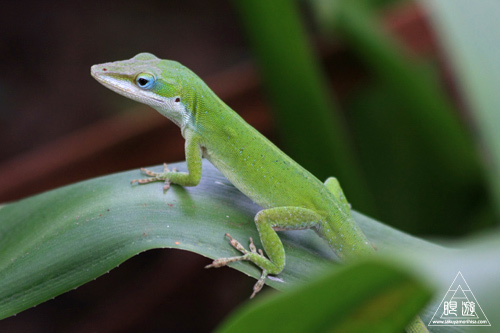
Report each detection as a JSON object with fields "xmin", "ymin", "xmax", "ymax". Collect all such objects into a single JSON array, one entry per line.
[
  {"xmin": 419, "ymin": 0, "xmax": 500, "ymax": 217},
  {"xmin": 217, "ymin": 260, "xmax": 433, "ymax": 333}
]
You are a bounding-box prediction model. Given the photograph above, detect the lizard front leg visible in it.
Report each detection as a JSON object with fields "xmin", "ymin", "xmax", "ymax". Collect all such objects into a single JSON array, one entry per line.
[
  {"xmin": 131, "ymin": 131, "xmax": 202, "ymax": 190},
  {"xmin": 206, "ymin": 206, "xmax": 323, "ymax": 298}
]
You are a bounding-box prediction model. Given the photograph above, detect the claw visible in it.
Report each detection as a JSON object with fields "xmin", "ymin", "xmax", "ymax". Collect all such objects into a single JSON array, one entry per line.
[
  {"xmin": 130, "ymin": 163, "xmax": 176, "ymax": 189},
  {"xmin": 140, "ymin": 167, "xmax": 160, "ymax": 177},
  {"xmin": 162, "ymin": 179, "xmax": 172, "ymax": 191},
  {"xmin": 226, "ymin": 233, "xmax": 248, "ymax": 254},
  {"xmin": 131, "ymin": 175, "xmax": 164, "ymax": 184},
  {"xmin": 205, "ymin": 233, "xmax": 271, "ymax": 298},
  {"xmin": 204, "ymin": 256, "xmax": 245, "ymax": 269},
  {"xmin": 250, "ymin": 269, "xmax": 268, "ymax": 299},
  {"xmin": 249, "ymin": 237, "xmax": 257, "ymax": 253}
]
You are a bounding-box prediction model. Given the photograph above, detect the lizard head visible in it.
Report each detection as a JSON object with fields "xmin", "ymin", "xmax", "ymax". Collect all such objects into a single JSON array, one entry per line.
[{"xmin": 91, "ymin": 52, "xmax": 205, "ymax": 129}]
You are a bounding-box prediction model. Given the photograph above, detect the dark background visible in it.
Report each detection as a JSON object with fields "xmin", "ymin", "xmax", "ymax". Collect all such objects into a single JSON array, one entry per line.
[
  {"xmin": 0, "ymin": 0, "xmax": 245, "ymax": 164},
  {"xmin": 1, "ymin": 1, "xmax": 257, "ymax": 331}
]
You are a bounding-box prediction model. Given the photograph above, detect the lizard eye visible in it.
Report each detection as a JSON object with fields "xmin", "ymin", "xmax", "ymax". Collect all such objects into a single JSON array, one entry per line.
[{"xmin": 135, "ymin": 73, "xmax": 155, "ymax": 89}]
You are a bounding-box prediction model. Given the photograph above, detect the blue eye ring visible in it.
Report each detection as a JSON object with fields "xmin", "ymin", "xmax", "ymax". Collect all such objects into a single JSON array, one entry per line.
[{"xmin": 135, "ymin": 73, "xmax": 155, "ymax": 89}]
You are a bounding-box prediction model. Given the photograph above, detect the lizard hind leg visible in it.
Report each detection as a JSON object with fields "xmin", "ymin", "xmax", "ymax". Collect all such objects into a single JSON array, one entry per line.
[
  {"xmin": 205, "ymin": 206, "xmax": 323, "ymax": 297},
  {"xmin": 324, "ymin": 177, "xmax": 351, "ymax": 211},
  {"xmin": 205, "ymin": 234, "xmax": 270, "ymax": 298}
]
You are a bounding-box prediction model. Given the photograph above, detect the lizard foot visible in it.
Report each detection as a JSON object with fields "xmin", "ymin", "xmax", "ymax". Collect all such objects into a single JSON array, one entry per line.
[
  {"xmin": 205, "ymin": 233, "xmax": 269, "ymax": 298},
  {"xmin": 131, "ymin": 163, "xmax": 178, "ymax": 190}
]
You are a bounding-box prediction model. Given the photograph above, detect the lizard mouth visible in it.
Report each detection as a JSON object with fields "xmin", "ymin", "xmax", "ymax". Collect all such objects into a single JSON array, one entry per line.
[{"xmin": 91, "ymin": 66, "xmax": 164, "ymax": 105}]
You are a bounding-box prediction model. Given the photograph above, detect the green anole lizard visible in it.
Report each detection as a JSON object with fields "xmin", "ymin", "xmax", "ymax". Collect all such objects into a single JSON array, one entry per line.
[{"xmin": 91, "ymin": 53, "xmax": 427, "ymax": 332}]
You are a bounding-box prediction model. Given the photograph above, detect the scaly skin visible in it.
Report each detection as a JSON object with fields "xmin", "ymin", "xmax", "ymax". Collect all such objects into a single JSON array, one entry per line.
[{"xmin": 91, "ymin": 53, "xmax": 427, "ymax": 331}]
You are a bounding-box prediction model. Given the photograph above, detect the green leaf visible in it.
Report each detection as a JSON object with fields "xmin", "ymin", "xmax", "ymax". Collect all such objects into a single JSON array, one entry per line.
[
  {"xmin": 1, "ymin": 160, "xmax": 499, "ymax": 333},
  {"xmin": 0, "ymin": 160, "xmax": 327, "ymax": 320},
  {"xmin": 0, "ymin": 160, "xmax": 428, "ymax": 320},
  {"xmin": 216, "ymin": 259, "xmax": 432, "ymax": 333}
]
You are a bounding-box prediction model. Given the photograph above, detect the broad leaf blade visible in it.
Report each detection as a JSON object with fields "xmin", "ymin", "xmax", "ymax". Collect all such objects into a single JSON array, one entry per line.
[{"xmin": 0, "ymin": 160, "xmax": 334, "ymax": 319}]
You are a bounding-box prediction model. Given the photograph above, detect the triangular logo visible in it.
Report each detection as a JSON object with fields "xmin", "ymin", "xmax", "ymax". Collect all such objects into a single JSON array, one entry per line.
[{"xmin": 429, "ymin": 271, "xmax": 490, "ymax": 326}]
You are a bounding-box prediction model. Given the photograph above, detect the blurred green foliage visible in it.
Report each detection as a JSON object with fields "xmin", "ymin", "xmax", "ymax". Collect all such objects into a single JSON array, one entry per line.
[
  {"xmin": 233, "ymin": 0, "xmax": 498, "ymax": 235},
  {"xmin": 232, "ymin": 0, "xmax": 376, "ymax": 215}
]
